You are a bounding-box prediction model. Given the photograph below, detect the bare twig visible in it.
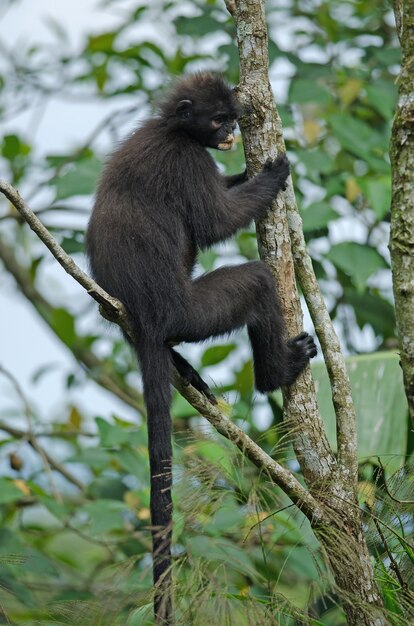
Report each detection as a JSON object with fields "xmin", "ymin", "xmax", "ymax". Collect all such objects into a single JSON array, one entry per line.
[
  {"xmin": 0, "ymin": 180, "xmax": 125, "ymax": 323},
  {"xmin": 0, "ymin": 237, "xmax": 145, "ymax": 414},
  {"xmin": 368, "ymin": 503, "xmax": 407, "ymax": 589},
  {"xmin": 377, "ymin": 457, "xmax": 414, "ymax": 505},
  {"xmin": 0, "ymin": 368, "xmax": 85, "ymax": 492}
]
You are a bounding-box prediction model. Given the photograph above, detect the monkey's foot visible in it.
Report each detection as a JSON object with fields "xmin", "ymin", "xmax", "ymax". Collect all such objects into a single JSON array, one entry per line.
[
  {"xmin": 170, "ymin": 349, "xmax": 216, "ymax": 404},
  {"xmin": 185, "ymin": 368, "xmax": 217, "ymax": 405}
]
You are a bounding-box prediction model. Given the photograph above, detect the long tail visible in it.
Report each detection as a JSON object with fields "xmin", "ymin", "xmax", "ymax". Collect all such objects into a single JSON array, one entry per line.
[{"xmin": 136, "ymin": 341, "xmax": 173, "ymax": 625}]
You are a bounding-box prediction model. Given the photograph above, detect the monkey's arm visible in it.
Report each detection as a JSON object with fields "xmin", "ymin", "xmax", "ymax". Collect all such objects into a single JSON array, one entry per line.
[
  {"xmin": 223, "ymin": 170, "xmax": 247, "ymax": 189},
  {"xmin": 195, "ymin": 155, "xmax": 290, "ymax": 248}
]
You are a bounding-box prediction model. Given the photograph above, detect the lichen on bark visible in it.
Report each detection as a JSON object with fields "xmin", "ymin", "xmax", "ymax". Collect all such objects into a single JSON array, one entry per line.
[{"xmin": 390, "ymin": 0, "xmax": 414, "ymax": 424}]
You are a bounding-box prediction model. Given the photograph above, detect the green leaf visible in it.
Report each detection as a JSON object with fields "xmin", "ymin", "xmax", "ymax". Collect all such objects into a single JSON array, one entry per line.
[
  {"xmin": 296, "ymin": 148, "xmax": 335, "ymax": 180},
  {"xmin": 86, "ymin": 31, "xmax": 117, "ymax": 53},
  {"xmin": 0, "ymin": 478, "xmax": 25, "ymax": 504},
  {"xmin": 236, "ymin": 232, "xmax": 258, "ymax": 260},
  {"xmin": 69, "ymin": 447, "xmax": 111, "ymax": 471},
  {"xmin": 356, "ymin": 175, "xmax": 391, "ymax": 220},
  {"xmin": 54, "ymin": 156, "xmax": 103, "ymax": 200},
  {"xmin": 365, "ymin": 81, "xmax": 398, "ymax": 120},
  {"xmin": 1, "ymin": 134, "xmax": 31, "ymax": 159},
  {"xmin": 50, "ymin": 308, "xmax": 76, "ymax": 346},
  {"xmin": 345, "ymin": 289, "xmax": 396, "ymax": 338},
  {"xmin": 186, "ymin": 536, "xmax": 258, "ymax": 578},
  {"xmin": 128, "ymin": 605, "xmax": 154, "ymax": 626},
  {"xmin": 277, "ymin": 105, "xmax": 294, "ymax": 128},
  {"xmin": 328, "ymin": 114, "xmax": 388, "ymax": 169},
  {"xmin": 289, "ymin": 78, "xmax": 332, "ymax": 105},
  {"xmin": 171, "ymin": 391, "xmax": 199, "ymax": 419},
  {"xmin": 115, "ymin": 448, "xmax": 145, "ymax": 477},
  {"xmin": 198, "ymin": 249, "xmax": 218, "ymax": 271},
  {"xmin": 174, "ymin": 15, "xmax": 223, "ymax": 37},
  {"xmin": 35, "ymin": 492, "xmax": 70, "ymax": 521},
  {"xmin": 96, "ymin": 417, "xmax": 130, "ymax": 447},
  {"xmin": 301, "ymin": 201, "xmax": 339, "ymax": 232},
  {"xmin": 193, "ymin": 440, "xmax": 233, "ymax": 474},
  {"xmin": 204, "ymin": 502, "xmax": 243, "ymax": 535},
  {"xmin": 312, "ymin": 352, "xmax": 408, "ymax": 473},
  {"xmin": 234, "ymin": 359, "xmax": 254, "ymax": 397},
  {"xmin": 83, "ymin": 500, "xmax": 127, "ymax": 534},
  {"xmin": 325, "ymin": 242, "xmax": 387, "ymax": 291},
  {"xmin": 201, "ymin": 344, "xmax": 237, "ymax": 366},
  {"xmin": 88, "ymin": 477, "xmax": 128, "ymax": 500}
]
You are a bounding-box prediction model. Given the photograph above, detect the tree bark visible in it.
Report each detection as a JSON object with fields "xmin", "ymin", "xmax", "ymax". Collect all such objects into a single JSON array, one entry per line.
[
  {"xmin": 228, "ymin": 1, "xmax": 386, "ymax": 623},
  {"xmin": 390, "ymin": 0, "xmax": 414, "ymax": 425}
]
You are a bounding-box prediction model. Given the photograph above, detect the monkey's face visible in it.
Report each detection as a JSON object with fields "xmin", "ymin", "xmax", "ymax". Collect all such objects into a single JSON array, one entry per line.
[
  {"xmin": 174, "ymin": 99, "xmax": 239, "ymax": 151},
  {"xmin": 209, "ymin": 116, "xmax": 237, "ymax": 151}
]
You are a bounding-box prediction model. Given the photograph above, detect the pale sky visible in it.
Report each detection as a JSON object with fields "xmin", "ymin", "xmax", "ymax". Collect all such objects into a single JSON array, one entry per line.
[{"xmin": 0, "ymin": 0, "xmax": 144, "ymax": 425}]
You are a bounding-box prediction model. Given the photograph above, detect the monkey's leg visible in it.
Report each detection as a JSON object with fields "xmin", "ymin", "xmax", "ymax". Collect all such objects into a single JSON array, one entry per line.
[
  {"xmin": 168, "ymin": 261, "xmax": 310, "ymax": 392},
  {"xmin": 169, "ymin": 348, "xmax": 216, "ymax": 404}
]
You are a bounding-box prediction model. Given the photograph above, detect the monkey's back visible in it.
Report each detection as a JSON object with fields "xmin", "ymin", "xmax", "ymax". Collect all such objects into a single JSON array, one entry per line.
[{"xmin": 86, "ymin": 119, "xmax": 211, "ymax": 339}]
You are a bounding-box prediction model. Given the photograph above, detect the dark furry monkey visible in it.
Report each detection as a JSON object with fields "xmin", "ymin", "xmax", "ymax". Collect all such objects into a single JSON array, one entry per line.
[{"xmin": 86, "ymin": 73, "xmax": 317, "ymax": 624}]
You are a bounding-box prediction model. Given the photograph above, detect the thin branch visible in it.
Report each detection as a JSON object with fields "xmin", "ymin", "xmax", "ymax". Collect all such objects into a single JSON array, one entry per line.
[
  {"xmin": 0, "ymin": 237, "xmax": 145, "ymax": 414},
  {"xmin": 368, "ymin": 504, "xmax": 407, "ymax": 590},
  {"xmin": 0, "ymin": 180, "xmax": 124, "ymax": 322},
  {"xmin": 0, "ymin": 369, "xmax": 85, "ymax": 492},
  {"xmin": 0, "ymin": 180, "xmax": 324, "ymax": 520},
  {"xmin": 173, "ymin": 374, "xmax": 326, "ymax": 522},
  {"xmin": 377, "ymin": 457, "xmax": 414, "ymax": 505},
  {"xmin": 26, "ymin": 105, "xmax": 138, "ymax": 204}
]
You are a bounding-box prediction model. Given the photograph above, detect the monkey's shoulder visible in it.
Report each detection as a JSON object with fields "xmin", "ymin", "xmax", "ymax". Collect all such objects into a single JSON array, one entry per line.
[{"xmin": 115, "ymin": 119, "xmax": 217, "ymax": 171}]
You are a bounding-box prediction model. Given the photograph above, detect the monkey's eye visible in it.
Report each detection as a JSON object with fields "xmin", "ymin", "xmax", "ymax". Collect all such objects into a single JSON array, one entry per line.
[{"xmin": 211, "ymin": 117, "xmax": 224, "ymax": 129}]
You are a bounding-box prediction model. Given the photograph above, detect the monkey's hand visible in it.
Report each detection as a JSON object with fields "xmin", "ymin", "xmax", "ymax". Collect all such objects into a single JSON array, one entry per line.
[{"xmin": 261, "ymin": 153, "xmax": 290, "ymax": 191}]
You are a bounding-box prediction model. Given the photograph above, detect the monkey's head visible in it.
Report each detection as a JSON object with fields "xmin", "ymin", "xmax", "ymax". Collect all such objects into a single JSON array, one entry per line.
[{"xmin": 159, "ymin": 73, "xmax": 243, "ymax": 151}]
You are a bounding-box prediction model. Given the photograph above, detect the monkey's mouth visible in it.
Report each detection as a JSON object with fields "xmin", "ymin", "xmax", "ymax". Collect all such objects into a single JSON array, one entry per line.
[{"xmin": 217, "ymin": 135, "xmax": 234, "ymax": 150}]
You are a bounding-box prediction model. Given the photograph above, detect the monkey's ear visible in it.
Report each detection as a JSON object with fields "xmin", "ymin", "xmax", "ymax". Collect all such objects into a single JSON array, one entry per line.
[{"xmin": 176, "ymin": 99, "xmax": 192, "ymax": 120}]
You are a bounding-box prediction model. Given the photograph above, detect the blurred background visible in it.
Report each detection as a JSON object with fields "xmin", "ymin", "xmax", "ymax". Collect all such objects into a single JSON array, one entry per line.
[{"xmin": 0, "ymin": 1, "xmax": 411, "ymax": 624}]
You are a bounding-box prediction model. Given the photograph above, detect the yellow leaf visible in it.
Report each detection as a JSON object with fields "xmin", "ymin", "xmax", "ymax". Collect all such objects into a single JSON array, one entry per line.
[
  {"xmin": 338, "ymin": 79, "xmax": 363, "ymax": 106},
  {"xmin": 346, "ymin": 177, "xmax": 361, "ymax": 203},
  {"xmin": 243, "ymin": 511, "xmax": 271, "ymax": 530},
  {"xmin": 216, "ymin": 397, "xmax": 232, "ymax": 416},
  {"xmin": 13, "ymin": 479, "xmax": 30, "ymax": 496},
  {"xmin": 68, "ymin": 406, "xmax": 82, "ymax": 429},
  {"xmin": 137, "ymin": 507, "xmax": 151, "ymax": 520},
  {"xmin": 303, "ymin": 119, "xmax": 322, "ymax": 145},
  {"xmin": 124, "ymin": 491, "xmax": 140, "ymax": 509},
  {"xmin": 358, "ymin": 481, "xmax": 376, "ymax": 507}
]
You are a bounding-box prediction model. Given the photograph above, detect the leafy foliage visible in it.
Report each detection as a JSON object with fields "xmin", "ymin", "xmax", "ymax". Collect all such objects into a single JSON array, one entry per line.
[{"xmin": 0, "ymin": 0, "xmax": 411, "ymax": 624}]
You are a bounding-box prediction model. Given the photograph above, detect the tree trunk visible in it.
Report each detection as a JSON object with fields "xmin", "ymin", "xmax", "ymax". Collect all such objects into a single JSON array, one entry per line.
[
  {"xmin": 390, "ymin": 0, "xmax": 414, "ymax": 425},
  {"xmin": 228, "ymin": 1, "xmax": 386, "ymax": 623}
]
